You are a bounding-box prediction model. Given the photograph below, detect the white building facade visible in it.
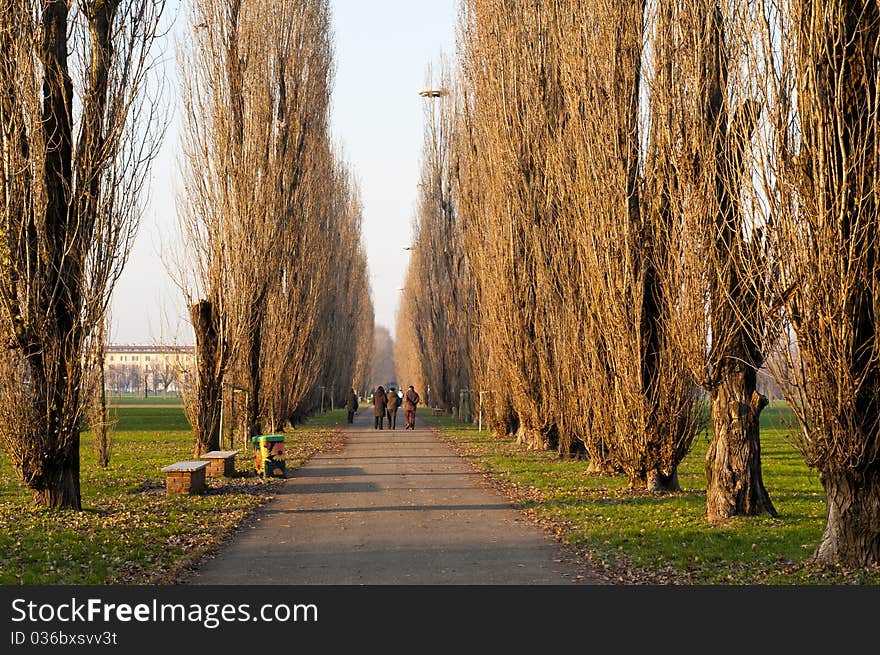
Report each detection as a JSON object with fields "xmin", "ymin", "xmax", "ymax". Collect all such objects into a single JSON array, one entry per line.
[{"xmin": 105, "ymin": 345, "xmax": 195, "ymax": 396}]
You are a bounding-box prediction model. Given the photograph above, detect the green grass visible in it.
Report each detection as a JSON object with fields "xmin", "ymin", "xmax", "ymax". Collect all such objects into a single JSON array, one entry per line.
[
  {"xmin": 5, "ymin": 399, "xmax": 874, "ymax": 585},
  {"xmin": 109, "ymin": 394, "xmax": 187, "ymax": 406},
  {"xmin": 0, "ymin": 404, "xmax": 347, "ymax": 585},
  {"xmin": 424, "ymin": 402, "xmax": 880, "ymax": 585}
]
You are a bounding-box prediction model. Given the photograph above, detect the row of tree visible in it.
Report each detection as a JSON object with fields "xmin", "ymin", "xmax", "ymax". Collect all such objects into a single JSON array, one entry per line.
[
  {"xmin": 398, "ymin": 0, "xmax": 880, "ymax": 566},
  {"xmin": 395, "ymin": 67, "xmax": 471, "ymax": 412},
  {"xmin": 0, "ymin": 0, "xmax": 373, "ymax": 510},
  {"xmin": 176, "ymin": 0, "xmax": 373, "ymax": 455}
]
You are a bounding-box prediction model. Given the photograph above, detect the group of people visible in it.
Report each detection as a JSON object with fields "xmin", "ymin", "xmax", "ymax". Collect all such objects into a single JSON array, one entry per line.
[
  {"xmin": 343, "ymin": 384, "xmax": 422, "ymax": 430},
  {"xmin": 372, "ymin": 385, "xmax": 420, "ymax": 430}
]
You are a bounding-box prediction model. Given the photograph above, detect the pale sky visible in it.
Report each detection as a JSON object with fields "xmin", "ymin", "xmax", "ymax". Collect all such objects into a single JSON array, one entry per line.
[{"xmin": 110, "ymin": 0, "xmax": 458, "ymax": 345}]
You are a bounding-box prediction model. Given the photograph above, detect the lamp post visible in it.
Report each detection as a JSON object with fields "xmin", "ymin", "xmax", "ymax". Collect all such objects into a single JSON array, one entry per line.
[
  {"xmin": 419, "ymin": 87, "xmax": 448, "ymax": 182},
  {"xmin": 419, "ymin": 86, "xmax": 448, "ymax": 412}
]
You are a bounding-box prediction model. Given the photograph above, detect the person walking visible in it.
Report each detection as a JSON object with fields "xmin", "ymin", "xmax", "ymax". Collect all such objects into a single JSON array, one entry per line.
[
  {"xmin": 386, "ymin": 387, "xmax": 401, "ymax": 430},
  {"xmin": 345, "ymin": 387, "xmax": 359, "ymax": 424},
  {"xmin": 373, "ymin": 385, "xmax": 387, "ymax": 430},
  {"xmin": 403, "ymin": 385, "xmax": 421, "ymax": 430}
]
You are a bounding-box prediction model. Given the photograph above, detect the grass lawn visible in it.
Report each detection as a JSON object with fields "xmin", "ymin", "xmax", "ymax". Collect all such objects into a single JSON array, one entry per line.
[
  {"xmin": 424, "ymin": 402, "xmax": 880, "ymax": 585},
  {"xmin": 0, "ymin": 402, "xmax": 347, "ymax": 585},
  {"xmin": 106, "ymin": 394, "xmax": 188, "ymax": 405}
]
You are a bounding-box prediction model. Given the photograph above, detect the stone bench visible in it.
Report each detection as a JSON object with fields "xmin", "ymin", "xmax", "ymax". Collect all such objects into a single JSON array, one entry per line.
[
  {"xmin": 200, "ymin": 450, "xmax": 239, "ymax": 478},
  {"xmin": 162, "ymin": 461, "xmax": 209, "ymax": 494}
]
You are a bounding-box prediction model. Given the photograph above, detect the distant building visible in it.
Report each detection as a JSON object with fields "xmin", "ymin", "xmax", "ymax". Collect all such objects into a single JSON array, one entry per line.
[{"xmin": 105, "ymin": 345, "xmax": 195, "ymax": 395}]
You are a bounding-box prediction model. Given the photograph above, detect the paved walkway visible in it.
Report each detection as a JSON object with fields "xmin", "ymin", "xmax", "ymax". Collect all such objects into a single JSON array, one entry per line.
[{"xmin": 189, "ymin": 408, "xmax": 590, "ymax": 584}]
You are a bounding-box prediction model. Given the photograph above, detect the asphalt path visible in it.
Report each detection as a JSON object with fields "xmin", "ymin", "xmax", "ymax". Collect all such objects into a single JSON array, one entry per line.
[{"xmin": 189, "ymin": 407, "xmax": 591, "ymax": 584}]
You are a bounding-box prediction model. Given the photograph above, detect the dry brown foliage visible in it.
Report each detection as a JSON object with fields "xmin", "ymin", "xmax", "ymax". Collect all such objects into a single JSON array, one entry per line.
[
  {"xmin": 456, "ymin": 0, "xmax": 569, "ymax": 451},
  {"xmin": 644, "ymin": 1, "xmax": 777, "ymax": 518},
  {"xmin": 397, "ymin": 61, "xmax": 473, "ymax": 412},
  {"xmin": 444, "ymin": 0, "xmax": 700, "ymax": 483},
  {"xmin": 752, "ymin": 0, "xmax": 880, "ymax": 565}
]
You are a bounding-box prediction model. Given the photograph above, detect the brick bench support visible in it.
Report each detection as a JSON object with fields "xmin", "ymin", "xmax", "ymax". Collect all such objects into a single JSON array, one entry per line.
[
  {"xmin": 200, "ymin": 450, "xmax": 239, "ymax": 478},
  {"xmin": 162, "ymin": 461, "xmax": 210, "ymax": 494}
]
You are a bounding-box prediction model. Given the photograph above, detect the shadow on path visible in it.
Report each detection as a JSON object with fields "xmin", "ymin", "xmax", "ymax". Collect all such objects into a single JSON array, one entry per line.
[{"xmin": 187, "ymin": 407, "xmax": 595, "ymax": 585}]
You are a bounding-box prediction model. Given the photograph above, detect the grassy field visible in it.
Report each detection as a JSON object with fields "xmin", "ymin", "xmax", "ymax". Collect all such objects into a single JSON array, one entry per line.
[
  {"xmin": 424, "ymin": 402, "xmax": 880, "ymax": 585},
  {"xmin": 5, "ymin": 398, "xmax": 875, "ymax": 585},
  {"xmin": 104, "ymin": 393, "xmax": 188, "ymax": 405},
  {"xmin": 0, "ymin": 401, "xmax": 346, "ymax": 585}
]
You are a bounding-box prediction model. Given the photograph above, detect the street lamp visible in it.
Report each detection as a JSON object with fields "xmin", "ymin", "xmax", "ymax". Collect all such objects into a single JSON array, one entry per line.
[{"xmin": 418, "ymin": 88, "xmax": 448, "ymax": 98}]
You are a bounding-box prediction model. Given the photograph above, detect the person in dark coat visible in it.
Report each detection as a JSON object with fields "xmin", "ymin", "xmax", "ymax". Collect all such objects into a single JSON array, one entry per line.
[
  {"xmin": 385, "ymin": 387, "xmax": 402, "ymax": 430},
  {"xmin": 373, "ymin": 386, "xmax": 387, "ymax": 430},
  {"xmin": 345, "ymin": 388, "xmax": 359, "ymax": 424},
  {"xmin": 403, "ymin": 385, "xmax": 421, "ymax": 430}
]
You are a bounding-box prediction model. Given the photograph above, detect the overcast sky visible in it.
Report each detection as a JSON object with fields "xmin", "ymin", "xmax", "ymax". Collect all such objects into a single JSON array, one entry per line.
[{"xmin": 109, "ymin": 0, "xmax": 458, "ymax": 345}]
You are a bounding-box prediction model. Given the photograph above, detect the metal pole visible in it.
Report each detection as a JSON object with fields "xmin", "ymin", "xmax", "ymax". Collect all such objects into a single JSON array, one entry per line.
[
  {"xmin": 219, "ymin": 385, "xmax": 225, "ymax": 449},
  {"xmin": 243, "ymin": 391, "xmax": 249, "ymax": 449}
]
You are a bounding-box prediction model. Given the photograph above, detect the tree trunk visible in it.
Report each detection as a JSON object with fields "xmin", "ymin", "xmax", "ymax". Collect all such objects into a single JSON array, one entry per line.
[
  {"xmin": 33, "ymin": 443, "xmax": 81, "ymax": 509},
  {"xmin": 34, "ymin": 0, "xmax": 80, "ymax": 510},
  {"xmin": 814, "ymin": 468, "xmax": 880, "ymax": 567},
  {"xmin": 245, "ymin": 308, "xmax": 263, "ymax": 438},
  {"xmin": 701, "ymin": 3, "xmax": 774, "ymax": 524},
  {"xmin": 706, "ymin": 363, "xmax": 777, "ymax": 523},
  {"xmin": 95, "ymin": 385, "xmax": 110, "ymax": 467},
  {"xmin": 557, "ymin": 438, "xmax": 588, "ymax": 460},
  {"xmin": 514, "ymin": 424, "xmax": 546, "ymax": 450},
  {"xmin": 647, "ymin": 468, "xmax": 680, "ymax": 492},
  {"xmin": 587, "ymin": 460, "xmax": 618, "ymax": 476},
  {"xmin": 626, "ymin": 466, "xmax": 680, "ymax": 492},
  {"xmin": 94, "ymin": 343, "xmax": 111, "ymax": 468},
  {"xmin": 190, "ymin": 300, "xmax": 222, "ymax": 455}
]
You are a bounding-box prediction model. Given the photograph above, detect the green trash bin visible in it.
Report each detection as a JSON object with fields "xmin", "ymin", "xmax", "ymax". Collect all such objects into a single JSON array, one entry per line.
[{"xmin": 252, "ymin": 434, "xmax": 286, "ymax": 478}]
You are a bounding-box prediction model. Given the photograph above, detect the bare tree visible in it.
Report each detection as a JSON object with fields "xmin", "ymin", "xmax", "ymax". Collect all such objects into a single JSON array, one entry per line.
[
  {"xmin": 352, "ymin": 259, "xmax": 375, "ymax": 399},
  {"xmin": 178, "ymin": 0, "xmax": 371, "ymax": 444},
  {"xmin": 456, "ymin": 0, "xmax": 566, "ymax": 450},
  {"xmin": 175, "ymin": 0, "xmax": 230, "ymax": 455},
  {"xmin": 0, "ymin": 0, "xmax": 166, "ymax": 508},
  {"xmin": 544, "ymin": 0, "xmax": 700, "ymax": 487},
  {"xmin": 154, "ymin": 358, "xmax": 179, "ymax": 397},
  {"xmin": 371, "ymin": 326, "xmax": 397, "ymax": 389},
  {"xmin": 86, "ymin": 316, "xmax": 115, "ymax": 467},
  {"xmin": 398, "ymin": 62, "xmax": 473, "ymax": 414},
  {"xmin": 645, "ymin": 1, "xmax": 777, "ymax": 518},
  {"xmin": 452, "ymin": 0, "xmax": 699, "ymax": 480},
  {"xmin": 754, "ymin": 0, "xmax": 880, "ymax": 565},
  {"xmin": 260, "ymin": 150, "xmax": 371, "ymax": 429},
  {"xmin": 314, "ymin": 166, "xmax": 373, "ymax": 411}
]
